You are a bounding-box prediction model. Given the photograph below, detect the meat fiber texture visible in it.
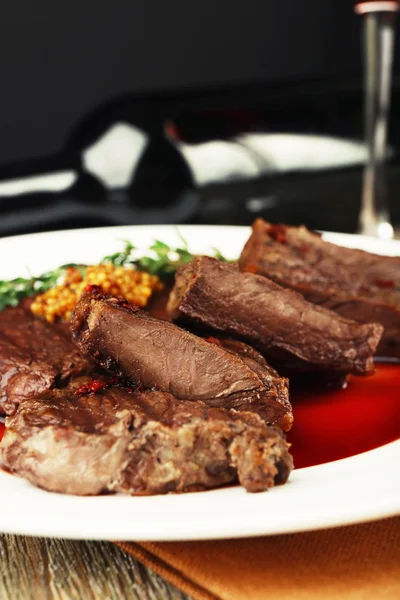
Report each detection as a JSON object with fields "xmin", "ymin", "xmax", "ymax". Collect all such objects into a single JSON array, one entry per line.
[
  {"xmin": 0, "ymin": 302, "xmax": 90, "ymax": 415},
  {"xmin": 167, "ymin": 256, "xmax": 383, "ymax": 377},
  {"xmin": 70, "ymin": 288, "xmax": 293, "ymax": 431},
  {"xmin": 1, "ymin": 378, "xmax": 293, "ymax": 495},
  {"xmin": 239, "ymin": 219, "xmax": 400, "ymax": 358}
]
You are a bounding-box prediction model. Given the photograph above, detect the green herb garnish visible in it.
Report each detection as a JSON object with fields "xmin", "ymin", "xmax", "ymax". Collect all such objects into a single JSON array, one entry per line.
[
  {"xmin": 0, "ymin": 264, "xmax": 84, "ymax": 311},
  {"xmin": 101, "ymin": 241, "xmax": 135, "ymax": 267},
  {"xmin": 0, "ymin": 233, "xmax": 230, "ymax": 311},
  {"xmin": 102, "ymin": 231, "xmax": 229, "ymax": 277}
]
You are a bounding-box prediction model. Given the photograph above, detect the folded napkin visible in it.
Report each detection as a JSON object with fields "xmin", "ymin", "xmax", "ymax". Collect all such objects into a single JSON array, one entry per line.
[{"xmin": 116, "ymin": 517, "xmax": 400, "ymax": 600}]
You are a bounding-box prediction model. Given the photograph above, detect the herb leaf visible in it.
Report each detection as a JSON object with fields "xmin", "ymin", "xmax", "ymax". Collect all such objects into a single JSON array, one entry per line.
[{"xmin": 102, "ymin": 240, "xmax": 136, "ymax": 266}]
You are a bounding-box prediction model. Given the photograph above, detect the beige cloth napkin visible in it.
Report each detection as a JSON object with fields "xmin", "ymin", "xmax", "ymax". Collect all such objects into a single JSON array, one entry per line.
[{"xmin": 116, "ymin": 517, "xmax": 400, "ymax": 600}]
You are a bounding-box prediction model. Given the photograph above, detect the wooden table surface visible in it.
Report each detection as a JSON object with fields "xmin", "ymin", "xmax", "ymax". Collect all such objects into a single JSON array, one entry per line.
[{"xmin": 0, "ymin": 535, "xmax": 190, "ymax": 600}]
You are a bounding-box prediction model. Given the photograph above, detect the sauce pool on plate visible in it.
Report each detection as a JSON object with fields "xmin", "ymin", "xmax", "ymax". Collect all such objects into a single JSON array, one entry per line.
[{"xmin": 288, "ymin": 364, "xmax": 400, "ymax": 468}]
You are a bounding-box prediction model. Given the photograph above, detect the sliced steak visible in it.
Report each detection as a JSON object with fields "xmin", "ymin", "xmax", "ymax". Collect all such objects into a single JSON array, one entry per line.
[
  {"xmin": 70, "ymin": 287, "xmax": 293, "ymax": 431},
  {"xmin": 167, "ymin": 256, "xmax": 383, "ymax": 376},
  {"xmin": 0, "ymin": 303, "xmax": 91, "ymax": 415},
  {"xmin": 205, "ymin": 338, "xmax": 292, "ymax": 430},
  {"xmin": 239, "ymin": 219, "xmax": 400, "ymax": 357},
  {"xmin": 1, "ymin": 378, "xmax": 293, "ymax": 495}
]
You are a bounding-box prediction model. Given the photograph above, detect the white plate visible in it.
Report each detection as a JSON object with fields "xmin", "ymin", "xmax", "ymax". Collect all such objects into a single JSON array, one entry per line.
[{"xmin": 0, "ymin": 225, "xmax": 399, "ymax": 541}]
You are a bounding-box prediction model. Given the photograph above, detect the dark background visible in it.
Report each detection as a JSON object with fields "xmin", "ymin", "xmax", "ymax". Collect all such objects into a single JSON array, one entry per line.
[
  {"xmin": 1, "ymin": 0, "xmax": 399, "ymax": 235},
  {"xmin": 0, "ymin": 0, "xmax": 362, "ymax": 164}
]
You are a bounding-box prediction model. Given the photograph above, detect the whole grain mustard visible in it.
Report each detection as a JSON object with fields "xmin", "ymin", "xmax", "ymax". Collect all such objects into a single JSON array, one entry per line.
[{"xmin": 31, "ymin": 264, "xmax": 163, "ymax": 323}]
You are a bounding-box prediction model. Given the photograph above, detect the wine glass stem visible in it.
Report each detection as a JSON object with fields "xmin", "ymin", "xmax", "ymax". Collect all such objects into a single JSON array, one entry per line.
[{"xmin": 359, "ymin": 10, "xmax": 396, "ymax": 239}]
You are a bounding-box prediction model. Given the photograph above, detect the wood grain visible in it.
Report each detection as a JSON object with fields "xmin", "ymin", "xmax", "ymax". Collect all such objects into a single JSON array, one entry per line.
[{"xmin": 0, "ymin": 535, "xmax": 190, "ymax": 600}]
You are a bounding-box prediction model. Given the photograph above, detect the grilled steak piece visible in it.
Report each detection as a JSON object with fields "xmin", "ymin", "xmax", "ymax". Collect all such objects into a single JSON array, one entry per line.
[
  {"xmin": 204, "ymin": 338, "xmax": 292, "ymax": 430},
  {"xmin": 0, "ymin": 303, "xmax": 90, "ymax": 416},
  {"xmin": 70, "ymin": 287, "xmax": 293, "ymax": 431},
  {"xmin": 239, "ymin": 219, "xmax": 400, "ymax": 358},
  {"xmin": 1, "ymin": 378, "xmax": 293, "ymax": 495},
  {"xmin": 167, "ymin": 257, "xmax": 383, "ymax": 376}
]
